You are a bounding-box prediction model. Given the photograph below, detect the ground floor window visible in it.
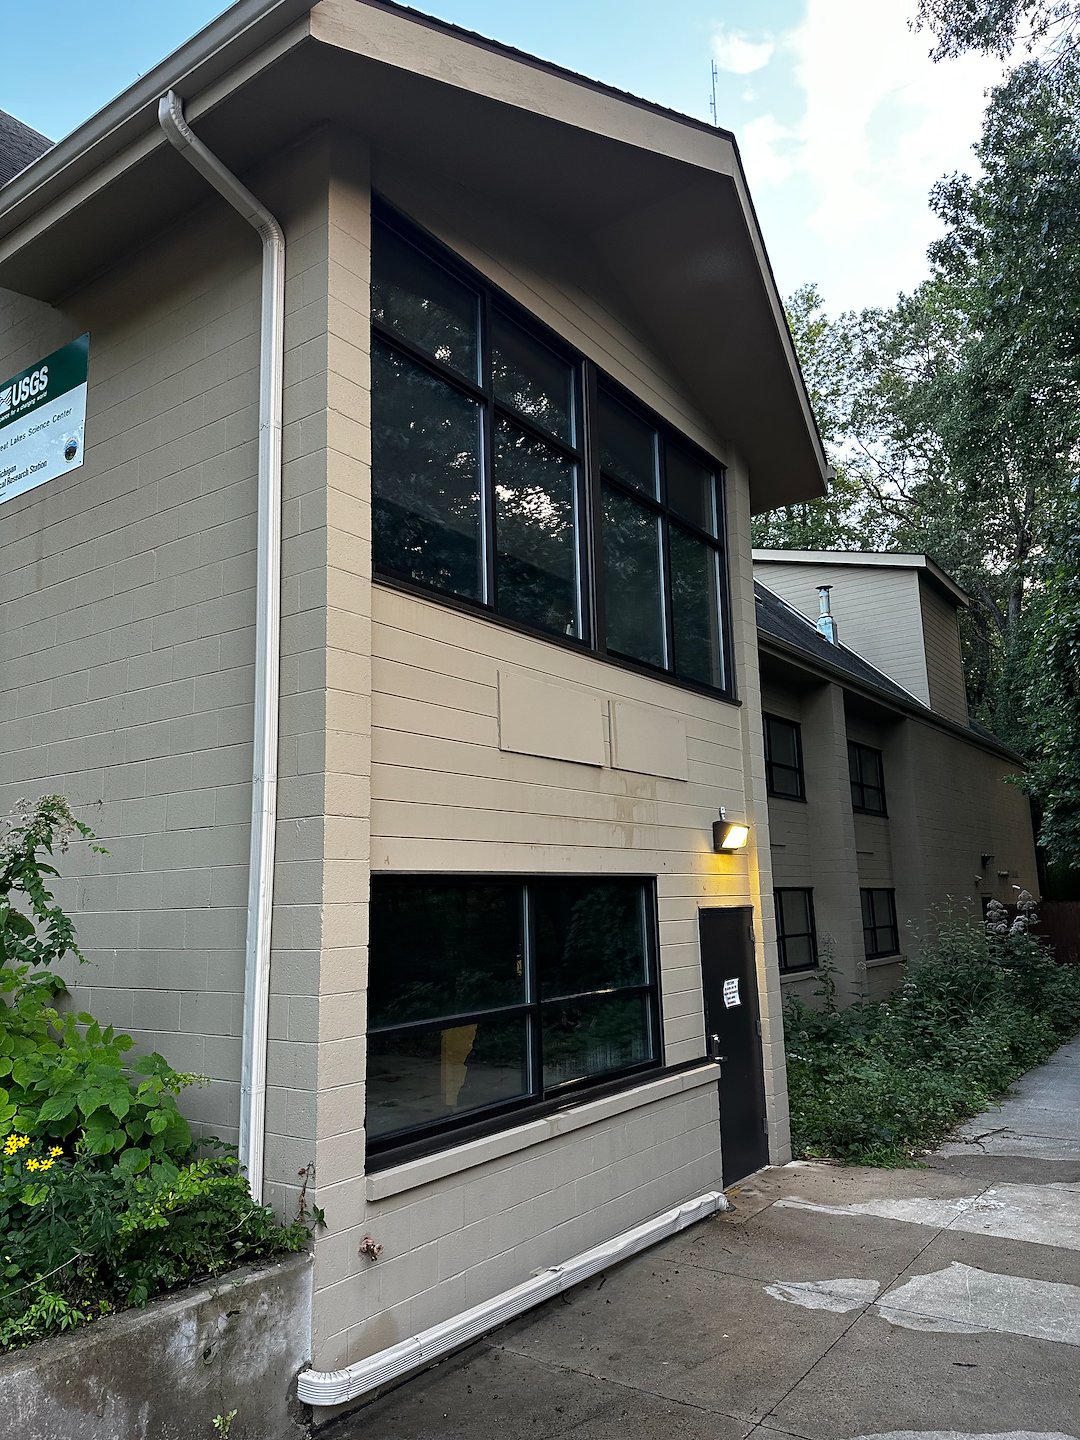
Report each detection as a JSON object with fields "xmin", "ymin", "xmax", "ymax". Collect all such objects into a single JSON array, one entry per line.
[
  {"xmin": 366, "ymin": 875, "xmax": 661, "ymax": 1158},
  {"xmin": 861, "ymin": 887, "xmax": 900, "ymax": 958},
  {"xmin": 774, "ymin": 888, "xmax": 817, "ymax": 971}
]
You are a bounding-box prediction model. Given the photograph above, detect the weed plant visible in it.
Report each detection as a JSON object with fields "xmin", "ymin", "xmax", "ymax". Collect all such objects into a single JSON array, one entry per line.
[
  {"xmin": 784, "ymin": 895, "xmax": 1080, "ymax": 1165},
  {"xmin": 0, "ymin": 797, "xmax": 308, "ymax": 1350}
]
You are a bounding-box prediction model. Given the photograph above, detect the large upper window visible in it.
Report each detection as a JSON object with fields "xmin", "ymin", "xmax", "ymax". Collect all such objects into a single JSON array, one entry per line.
[
  {"xmin": 764, "ymin": 715, "xmax": 805, "ymax": 800},
  {"xmin": 370, "ymin": 203, "xmax": 731, "ymax": 695},
  {"xmin": 366, "ymin": 876, "xmax": 661, "ymax": 1160},
  {"xmin": 848, "ymin": 741, "xmax": 886, "ymax": 815}
]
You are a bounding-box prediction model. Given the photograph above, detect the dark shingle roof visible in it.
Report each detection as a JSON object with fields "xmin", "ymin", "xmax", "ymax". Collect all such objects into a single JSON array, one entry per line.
[
  {"xmin": 755, "ymin": 580, "xmax": 1022, "ymax": 760},
  {"xmin": 756, "ymin": 581, "xmax": 927, "ymax": 705},
  {"xmin": 0, "ymin": 110, "xmax": 51, "ymax": 188}
]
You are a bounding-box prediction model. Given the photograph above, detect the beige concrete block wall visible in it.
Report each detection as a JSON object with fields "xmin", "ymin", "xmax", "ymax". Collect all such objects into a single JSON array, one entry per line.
[
  {"xmin": 761, "ymin": 678, "xmax": 865, "ymax": 1004},
  {"xmin": 312, "ymin": 1075, "xmax": 721, "ymax": 1380},
  {"xmin": 302, "ymin": 154, "xmax": 787, "ymax": 1375},
  {"xmin": 761, "ymin": 658, "xmax": 1036, "ymax": 1009},
  {"xmin": 886, "ymin": 720, "xmax": 1037, "ymax": 926},
  {"xmin": 0, "ymin": 134, "xmax": 338, "ymax": 1202},
  {"xmin": 0, "ymin": 206, "xmax": 264, "ymax": 1138}
]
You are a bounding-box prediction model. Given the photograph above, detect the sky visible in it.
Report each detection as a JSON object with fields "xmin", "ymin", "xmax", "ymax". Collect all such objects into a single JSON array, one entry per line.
[{"xmin": 0, "ymin": 0, "xmax": 1011, "ymax": 314}]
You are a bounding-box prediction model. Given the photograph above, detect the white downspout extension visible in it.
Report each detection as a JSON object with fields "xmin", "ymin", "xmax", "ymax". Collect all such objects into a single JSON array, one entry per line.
[
  {"xmin": 158, "ymin": 91, "xmax": 285, "ymax": 1203},
  {"xmin": 296, "ymin": 1191, "xmax": 728, "ymax": 1410}
]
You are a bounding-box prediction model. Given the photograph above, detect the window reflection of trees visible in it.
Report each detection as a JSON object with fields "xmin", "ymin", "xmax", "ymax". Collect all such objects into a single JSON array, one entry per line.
[
  {"xmin": 366, "ymin": 877, "xmax": 660, "ymax": 1153},
  {"xmin": 370, "ymin": 204, "xmax": 731, "ymax": 696}
]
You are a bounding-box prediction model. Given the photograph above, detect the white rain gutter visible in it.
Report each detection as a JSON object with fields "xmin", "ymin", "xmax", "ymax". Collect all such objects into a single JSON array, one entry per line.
[
  {"xmin": 297, "ymin": 1190, "xmax": 728, "ymax": 1410},
  {"xmin": 158, "ymin": 90, "xmax": 284, "ymax": 1203}
]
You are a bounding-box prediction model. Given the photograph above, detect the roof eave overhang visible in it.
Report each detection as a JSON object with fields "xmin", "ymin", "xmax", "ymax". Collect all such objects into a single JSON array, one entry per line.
[
  {"xmin": 0, "ymin": 0, "xmax": 827, "ymax": 512},
  {"xmin": 753, "ymin": 549, "xmax": 970, "ymax": 607},
  {"xmin": 758, "ymin": 633, "xmax": 1023, "ymax": 765}
]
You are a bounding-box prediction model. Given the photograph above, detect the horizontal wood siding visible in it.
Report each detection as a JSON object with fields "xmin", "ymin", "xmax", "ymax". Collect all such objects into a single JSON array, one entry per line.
[
  {"xmin": 919, "ymin": 579, "xmax": 969, "ymax": 724},
  {"xmin": 756, "ymin": 562, "xmax": 929, "ymax": 706}
]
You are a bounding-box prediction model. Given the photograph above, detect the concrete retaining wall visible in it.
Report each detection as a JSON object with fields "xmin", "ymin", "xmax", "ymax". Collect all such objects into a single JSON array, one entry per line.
[{"xmin": 0, "ymin": 1254, "xmax": 313, "ymax": 1440}]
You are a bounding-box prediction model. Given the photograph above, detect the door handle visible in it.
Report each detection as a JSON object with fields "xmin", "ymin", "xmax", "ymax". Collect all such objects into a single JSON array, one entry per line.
[{"xmin": 710, "ymin": 1033, "xmax": 727, "ymax": 1063}]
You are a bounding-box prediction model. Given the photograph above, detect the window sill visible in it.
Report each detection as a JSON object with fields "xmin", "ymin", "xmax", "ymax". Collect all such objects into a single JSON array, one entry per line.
[
  {"xmin": 779, "ymin": 967, "xmax": 818, "ymax": 982},
  {"xmin": 365, "ymin": 1061, "xmax": 721, "ymax": 1201},
  {"xmin": 861, "ymin": 953, "xmax": 906, "ymax": 970}
]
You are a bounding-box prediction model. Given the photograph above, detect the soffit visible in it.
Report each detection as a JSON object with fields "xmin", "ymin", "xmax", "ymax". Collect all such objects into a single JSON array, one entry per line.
[{"xmin": 0, "ymin": 5, "xmax": 826, "ymax": 511}]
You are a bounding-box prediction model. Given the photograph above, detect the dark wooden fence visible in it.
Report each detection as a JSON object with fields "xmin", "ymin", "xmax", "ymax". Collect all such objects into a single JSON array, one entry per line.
[{"xmin": 1036, "ymin": 901, "xmax": 1080, "ymax": 965}]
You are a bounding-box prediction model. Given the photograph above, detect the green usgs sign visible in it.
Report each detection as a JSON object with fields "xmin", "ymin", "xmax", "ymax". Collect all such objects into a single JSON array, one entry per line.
[{"xmin": 0, "ymin": 333, "xmax": 89, "ymax": 508}]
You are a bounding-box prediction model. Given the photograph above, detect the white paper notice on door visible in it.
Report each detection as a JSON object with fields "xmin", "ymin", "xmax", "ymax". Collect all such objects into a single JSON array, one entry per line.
[{"xmin": 723, "ymin": 977, "xmax": 741, "ymax": 1008}]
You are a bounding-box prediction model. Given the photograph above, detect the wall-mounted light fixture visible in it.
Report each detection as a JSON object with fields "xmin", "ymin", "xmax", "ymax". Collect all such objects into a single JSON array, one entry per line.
[{"xmin": 713, "ymin": 807, "xmax": 750, "ymax": 853}]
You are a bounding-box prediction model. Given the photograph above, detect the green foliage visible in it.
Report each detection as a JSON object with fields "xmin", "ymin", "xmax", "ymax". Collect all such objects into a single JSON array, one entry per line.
[
  {"xmin": 765, "ymin": 53, "xmax": 1080, "ymax": 869},
  {"xmin": 784, "ymin": 900, "xmax": 1080, "ymax": 1166},
  {"xmin": 751, "ymin": 285, "xmax": 891, "ymax": 553},
  {"xmin": 912, "ymin": 0, "xmax": 1080, "ymax": 69},
  {"xmin": 0, "ymin": 798, "xmax": 310, "ymax": 1350},
  {"xmin": 1023, "ymin": 495, "xmax": 1080, "ymax": 866},
  {"xmin": 0, "ymin": 1143, "xmax": 309, "ymax": 1348}
]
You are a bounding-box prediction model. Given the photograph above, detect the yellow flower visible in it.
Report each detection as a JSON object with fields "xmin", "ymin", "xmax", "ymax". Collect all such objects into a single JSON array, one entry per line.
[
  {"xmin": 25, "ymin": 1157, "xmax": 40, "ymax": 1172},
  {"xmin": 3, "ymin": 1135, "xmax": 28, "ymax": 1156},
  {"xmin": 48, "ymin": 1147, "xmax": 63, "ymax": 1158},
  {"xmin": 38, "ymin": 1158, "xmax": 54, "ymax": 1172}
]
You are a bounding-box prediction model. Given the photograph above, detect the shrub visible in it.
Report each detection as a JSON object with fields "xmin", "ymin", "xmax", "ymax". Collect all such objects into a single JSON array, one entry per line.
[
  {"xmin": 785, "ymin": 896, "xmax": 1080, "ymax": 1165},
  {"xmin": 0, "ymin": 797, "xmax": 308, "ymax": 1349}
]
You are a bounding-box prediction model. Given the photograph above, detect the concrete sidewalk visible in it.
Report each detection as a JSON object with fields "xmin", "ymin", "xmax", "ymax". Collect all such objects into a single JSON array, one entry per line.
[{"xmin": 330, "ymin": 1037, "xmax": 1080, "ymax": 1439}]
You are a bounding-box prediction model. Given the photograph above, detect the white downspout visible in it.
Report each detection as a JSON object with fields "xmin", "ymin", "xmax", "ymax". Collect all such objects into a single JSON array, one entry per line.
[{"xmin": 158, "ymin": 90, "xmax": 284, "ymax": 1203}]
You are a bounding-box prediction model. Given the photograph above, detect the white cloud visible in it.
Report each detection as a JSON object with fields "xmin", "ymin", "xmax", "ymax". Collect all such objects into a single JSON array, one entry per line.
[
  {"xmin": 740, "ymin": 114, "xmax": 800, "ymax": 187},
  {"xmin": 712, "ymin": 26, "xmax": 775, "ymax": 75},
  {"xmin": 737, "ymin": 0, "xmax": 1009, "ymax": 309}
]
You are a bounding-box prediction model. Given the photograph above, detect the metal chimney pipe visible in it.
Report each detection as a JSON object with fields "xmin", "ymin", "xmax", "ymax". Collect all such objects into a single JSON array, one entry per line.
[{"xmin": 815, "ymin": 585, "xmax": 838, "ymax": 644}]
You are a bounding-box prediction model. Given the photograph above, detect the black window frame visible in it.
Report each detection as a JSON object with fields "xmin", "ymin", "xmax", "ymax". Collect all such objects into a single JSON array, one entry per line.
[
  {"xmin": 774, "ymin": 888, "xmax": 818, "ymax": 972},
  {"xmin": 369, "ymin": 198, "xmax": 736, "ymax": 703},
  {"xmin": 365, "ymin": 874, "xmax": 664, "ymax": 1167},
  {"xmin": 861, "ymin": 887, "xmax": 900, "ymax": 958},
  {"xmin": 764, "ymin": 714, "xmax": 806, "ymax": 801},
  {"xmin": 849, "ymin": 740, "xmax": 887, "ymax": 815}
]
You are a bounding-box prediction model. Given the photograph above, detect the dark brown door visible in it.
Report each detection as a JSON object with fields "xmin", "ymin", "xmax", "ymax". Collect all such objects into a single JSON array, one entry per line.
[{"xmin": 698, "ymin": 906, "xmax": 769, "ymax": 1186}]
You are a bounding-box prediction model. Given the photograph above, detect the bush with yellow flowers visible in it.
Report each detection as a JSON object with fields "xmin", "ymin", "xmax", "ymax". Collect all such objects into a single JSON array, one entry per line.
[{"xmin": 0, "ymin": 799, "xmax": 308, "ymax": 1350}]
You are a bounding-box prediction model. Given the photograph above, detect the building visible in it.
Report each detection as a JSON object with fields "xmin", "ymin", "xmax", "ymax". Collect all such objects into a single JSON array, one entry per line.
[
  {"xmin": 0, "ymin": 0, "xmax": 829, "ymax": 1418},
  {"xmin": 754, "ymin": 550, "xmax": 1039, "ymax": 1005}
]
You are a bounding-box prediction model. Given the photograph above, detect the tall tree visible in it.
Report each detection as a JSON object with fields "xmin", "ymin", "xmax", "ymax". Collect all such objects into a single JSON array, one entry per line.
[
  {"xmin": 751, "ymin": 285, "xmax": 890, "ymax": 552},
  {"xmin": 913, "ymin": 0, "xmax": 1080, "ymax": 67}
]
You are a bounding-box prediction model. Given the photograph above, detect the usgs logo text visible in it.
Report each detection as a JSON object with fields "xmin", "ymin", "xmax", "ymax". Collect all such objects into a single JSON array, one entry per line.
[
  {"xmin": 0, "ymin": 365, "xmax": 49, "ymax": 417},
  {"xmin": 12, "ymin": 365, "xmax": 49, "ymax": 407}
]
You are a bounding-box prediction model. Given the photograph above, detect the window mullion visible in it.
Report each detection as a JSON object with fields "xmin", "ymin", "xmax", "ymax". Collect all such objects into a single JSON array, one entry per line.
[
  {"xmin": 657, "ymin": 439, "xmax": 674, "ymax": 672},
  {"xmin": 523, "ymin": 883, "xmax": 543, "ymax": 1101},
  {"xmin": 584, "ymin": 362, "xmax": 605, "ymax": 656},
  {"xmin": 371, "ymin": 322, "xmax": 487, "ymax": 404},
  {"xmin": 480, "ymin": 289, "xmax": 496, "ymax": 607}
]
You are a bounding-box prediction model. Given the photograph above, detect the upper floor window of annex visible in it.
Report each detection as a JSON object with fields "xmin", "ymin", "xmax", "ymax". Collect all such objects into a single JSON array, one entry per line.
[
  {"xmin": 764, "ymin": 714, "xmax": 805, "ymax": 800},
  {"xmin": 369, "ymin": 200, "xmax": 733, "ymax": 697},
  {"xmin": 848, "ymin": 740, "xmax": 886, "ymax": 815}
]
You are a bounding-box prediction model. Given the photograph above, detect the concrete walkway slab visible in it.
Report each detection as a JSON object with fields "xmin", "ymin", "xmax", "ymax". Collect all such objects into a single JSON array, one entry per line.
[
  {"xmin": 328, "ymin": 1034, "xmax": 1080, "ymax": 1440},
  {"xmin": 661, "ymin": 1200, "xmax": 936, "ymax": 1287},
  {"xmin": 334, "ymin": 1345, "xmax": 753, "ymax": 1440},
  {"xmin": 766, "ymin": 1313, "xmax": 1080, "ymax": 1439},
  {"xmin": 496, "ymin": 1257, "xmax": 855, "ymax": 1425},
  {"xmin": 938, "ymin": 1034, "xmax": 1080, "ymax": 1161}
]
